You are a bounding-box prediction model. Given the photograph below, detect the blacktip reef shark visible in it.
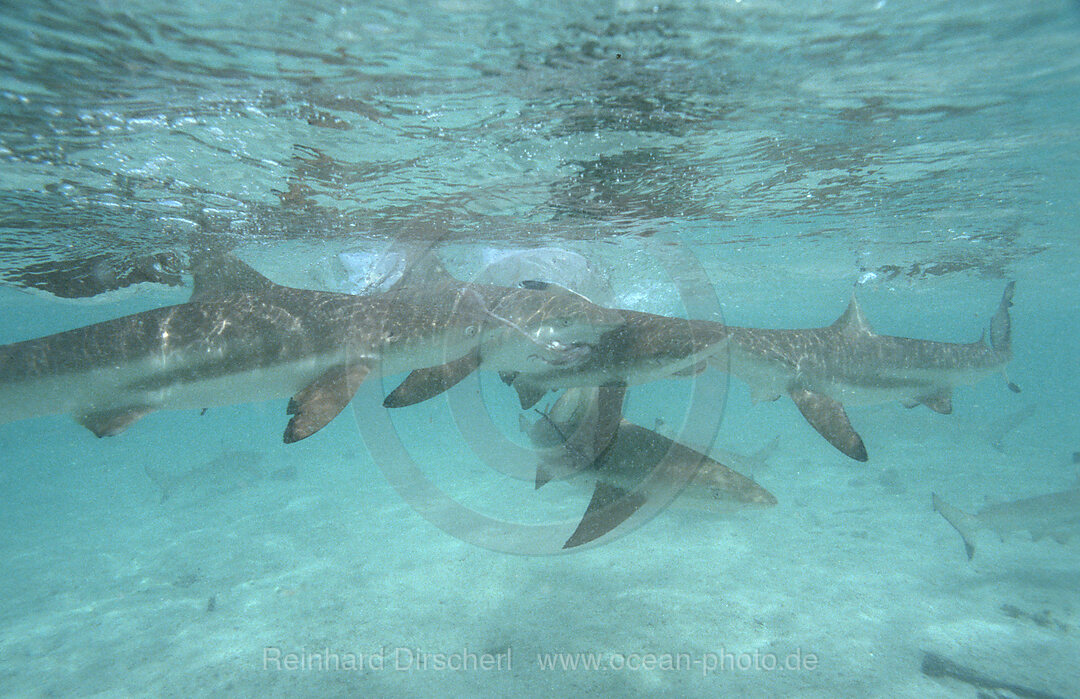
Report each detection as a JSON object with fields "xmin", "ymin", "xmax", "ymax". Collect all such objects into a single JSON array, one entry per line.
[
  {"xmin": 484, "ymin": 282, "xmax": 1017, "ymax": 462},
  {"xmin": 713, "ymin": 282, "xmax": 1018, "ymax": 461},
  {"xmin": 0, "ymin": 252, "xmax": 624, "ymax": 443},
  {"xmin": 390, "ymin": 298, "xmax": 734, "ymax": 468},
  {"xmin": 522, "ymin": 387, "xmax": 776, "ymax": 548},
  {"xmin": 932, "ymin": 481, "xmax": 1080, "ymax": 559}
]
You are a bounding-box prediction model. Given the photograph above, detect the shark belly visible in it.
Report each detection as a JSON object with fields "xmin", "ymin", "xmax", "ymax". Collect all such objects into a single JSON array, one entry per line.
[
  {"xmin": 803, "ymin": 364, "xmax": 1000, "ymax": 407},
  {"xmin": 0, "ymin": 352, "xmax": 343, "ymax": 425}
]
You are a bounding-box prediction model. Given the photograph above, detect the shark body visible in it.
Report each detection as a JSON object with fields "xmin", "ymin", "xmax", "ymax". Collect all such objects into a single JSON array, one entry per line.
[
  {"xmin": 523, "ymin": 386, "xmax": 776, "ymax": 548},
  {"xmin": 494, "ymin": 307, "xmax": 730, "ymax": 411},
  {"xmin": 490, "ymin": 283, "xmax": 1016, "ymax": 461},
  {"xmin": 713, "ymin": 282, "xmax": 1016, "ymax": 460},
  {"xmin": 0, "ymin": 254, "xmax": 624, "ymax": 442},
  {"xmin": 933, "ymin": 485, "xmax": 1080, "ymax": 559}
]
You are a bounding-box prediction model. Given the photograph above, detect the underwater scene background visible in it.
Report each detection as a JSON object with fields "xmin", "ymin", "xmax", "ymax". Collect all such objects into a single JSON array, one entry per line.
[{"xmin": 1, "ymin": 0, "xmax": 1078, "ymax": 696}]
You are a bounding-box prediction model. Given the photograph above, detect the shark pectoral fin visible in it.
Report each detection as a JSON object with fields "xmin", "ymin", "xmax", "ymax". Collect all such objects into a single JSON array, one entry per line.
[
  {"xmin": 284, "ymin": 362, "xmax": 372, "ymax": 443},
  {"xmin": 920, "ymin": 390, "xmax": 953, "ymax": 415},
  {"xmin": 932, "ymin": 493, "xmax": 979, "ymax": 560},
  {"xmin": 77, "ymin": 406, "xmax": 154, "ymax": 437},
  {"xmin": 382, "ymin": 349, "xmax": 481, "ymax": 408},
  {"xmin": 563, "ymin": 481, "xmax": 648, "ymax": 549},
  {"xmin": 789, "ymin": 388, "xmax": 868, "ymax": 462},
  {"xmin": 514, "ymin": 381, "xmax": 548, "ymax": 410},
  {"xmin": 594, "ymin": 384, "xmax": 627, "ymax": 456}
]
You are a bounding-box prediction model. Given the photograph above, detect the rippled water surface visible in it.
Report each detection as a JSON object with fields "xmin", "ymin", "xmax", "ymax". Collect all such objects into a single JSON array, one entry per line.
[{"xmin": 2, "ymin": 0, "xmax": 1078, "ymax": 280}]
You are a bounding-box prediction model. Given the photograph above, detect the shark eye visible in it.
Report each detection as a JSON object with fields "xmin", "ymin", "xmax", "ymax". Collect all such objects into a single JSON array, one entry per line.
[{"xmin": 465, "ymin": 325, "xmax": 479, "ymax": 337}]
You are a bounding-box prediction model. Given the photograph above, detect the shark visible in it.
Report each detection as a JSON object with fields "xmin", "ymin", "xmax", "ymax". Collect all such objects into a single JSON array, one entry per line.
[
  {"xmin": 932, "ymin": 483, "xmax": 1080, "ymax": 559},
  {"xmin": 386, "ymin": 300, "xmax": 734, "ymax": 470},
  {"xmin": 474, "ymin": 283, "xmax": 1017, "ymax": 461},
  {"xmin": 0, "ymin": 252, "xmax": 624, "ymax": 442},
  {"xmin": 713, "ymin": 283, "xmax": 1018, "ymax": 460},
  {"xmin": 522, "ymin": 386, "xmax": 776, "ymax": 548}
]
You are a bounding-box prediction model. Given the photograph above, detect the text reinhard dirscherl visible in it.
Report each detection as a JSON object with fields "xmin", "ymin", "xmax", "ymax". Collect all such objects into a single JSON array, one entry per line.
[{"xmin": 262, "ymin": 646, "xmax": 818, "ymax": 676}]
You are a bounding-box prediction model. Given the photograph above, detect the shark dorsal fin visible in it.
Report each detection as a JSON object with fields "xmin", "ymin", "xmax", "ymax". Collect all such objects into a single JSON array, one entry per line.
[
  {"xmin": 190, "ymin": 252, "xmax": 281, "ymax": 302},
  {"xmin": 832, "ymin": 295, "xmax": 874, "ymax": 336},
  {"xmin": 518, "ymin": 279, "xmax": 595, "ymax": 304},
  {"xmin": 384, "ymin": 250, "xmax": 457, "ymax": 294}
]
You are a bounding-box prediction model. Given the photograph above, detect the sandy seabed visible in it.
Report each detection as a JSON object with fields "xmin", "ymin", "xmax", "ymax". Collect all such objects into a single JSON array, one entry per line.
[{"xmin": 0, "ymin": 360, "xmax": 1076, "ymax": 698}]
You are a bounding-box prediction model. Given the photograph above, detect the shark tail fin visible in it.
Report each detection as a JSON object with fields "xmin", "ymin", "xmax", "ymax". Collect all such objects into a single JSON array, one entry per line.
[
  {"xmin": 932, "ymin": 493, "xmax": 981, "ymax": 560},
  {"xmin": 989, "ymin": 281, "xmax": 1015, "ymax": 357}
]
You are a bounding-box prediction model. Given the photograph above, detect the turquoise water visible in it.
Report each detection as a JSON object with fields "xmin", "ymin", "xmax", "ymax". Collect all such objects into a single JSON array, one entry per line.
[{"xmin": 1, "ymin": 1, "xmax": 1078, "ymax": 696}]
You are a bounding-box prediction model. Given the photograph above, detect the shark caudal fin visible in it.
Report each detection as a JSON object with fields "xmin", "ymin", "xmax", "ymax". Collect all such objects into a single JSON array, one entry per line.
[
  {"xmin": 988, "ymin": 282, "xmax": 1020, "ymax": 393},
  {"xmin": 932, "ymin": 493, "xmax": 981, "ymax": 560},
  {"xmin": 989, "ymin": 282, "xmax": 1015, "ymax": 357}
]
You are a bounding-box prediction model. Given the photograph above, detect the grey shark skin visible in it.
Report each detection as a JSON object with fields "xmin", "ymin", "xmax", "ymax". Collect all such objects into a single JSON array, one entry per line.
[
  {"xmin": 495, "ymin": 308, "xmax": 731, "ymax": 411},
  {"xmin": 381, "ymin": 270, "xmax": 637, "ymax": 408},
  {"xmin": 712, "ymin": 282, "xmax": 1017, "ymax": 460},
  {"xmin": 501, "ymin": 283, "xmax": 1016, "ymax": 462},
  {"xmin": 0, "ymin": 254, "xmax": 623, "ymax": 442},
  {"xmin": 523, "ymin": 387, "xmax": 776, "ymax": 548},
  {"xmin": 932, "ymin": 485, "xmax": 1080, "ymax": 559}
]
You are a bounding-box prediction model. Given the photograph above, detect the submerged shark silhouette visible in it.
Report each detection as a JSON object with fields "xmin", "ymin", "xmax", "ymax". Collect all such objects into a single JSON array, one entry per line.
[
  {"xmin": 0, "ymin": 252, "xmax": 624, "ymax": 442},
  {"xmin": 522, "ymin": 386, "xmax": 776, "ymax": 548},
  {"xmin": 933, "ymin": 483, "xmax": 1080, "ymax": 559}
]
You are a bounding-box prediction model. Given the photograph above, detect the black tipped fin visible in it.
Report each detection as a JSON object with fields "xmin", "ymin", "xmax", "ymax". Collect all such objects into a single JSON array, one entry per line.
[
  {"xmin": 789, "ymin": 388, "xmax": 868, "ymax": 462},
  {"xmin": 932, "ymin": 493, "xmax": 979, "ymax": 560},
  {"xmin": 514, "ymin": 382, "xmax": 548, "ymax": 410},
  {"xmin": 563, "ymin": 481, "xmax": 647, "ymax": 549},
  {"xmin": 383, "ymin": 349, "xmax": 481, "ymax": 408},
  {"xmin": 284, "ymin": 362, "xmax": 371, "ymax": 443},
  {"xmin": 77, "ymin": 406, "xmax": 154, "ymax": 437}
]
